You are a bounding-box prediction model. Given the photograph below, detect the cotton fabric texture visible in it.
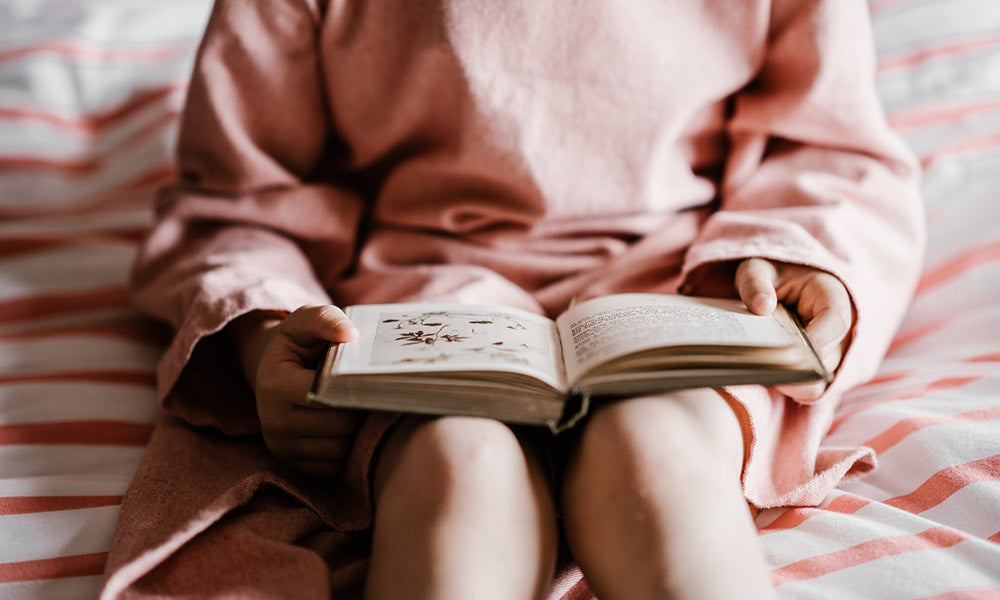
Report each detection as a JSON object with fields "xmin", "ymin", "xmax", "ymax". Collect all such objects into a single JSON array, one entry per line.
[{"xmin": 102, "ymin": 0, "xmax": 924, "ymax": 597}]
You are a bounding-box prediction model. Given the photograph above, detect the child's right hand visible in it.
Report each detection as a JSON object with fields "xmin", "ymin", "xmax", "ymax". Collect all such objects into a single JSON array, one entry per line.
[{"xmin": 229, "ymin": 306, "xmax": 364, "ymax": 477}]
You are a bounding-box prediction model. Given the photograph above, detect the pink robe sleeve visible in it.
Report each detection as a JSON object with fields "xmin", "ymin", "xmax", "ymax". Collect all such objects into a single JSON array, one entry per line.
[
  {"xmin": 681, "ymin": 0, "xmax": 925, "ymax": 400},
  {"xmin": 132, "ymin": 0, "xmax": 360, "ymax": 434}
]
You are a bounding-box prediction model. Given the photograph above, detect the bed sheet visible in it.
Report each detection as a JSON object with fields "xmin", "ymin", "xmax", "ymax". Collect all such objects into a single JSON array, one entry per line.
[
  {"xmin": 0, "ymin": 1, "xmax": 998, "ymax": 599},
  {"xmin": 0, "ymin": 2, "xmax": 209, "ymax": 598}
]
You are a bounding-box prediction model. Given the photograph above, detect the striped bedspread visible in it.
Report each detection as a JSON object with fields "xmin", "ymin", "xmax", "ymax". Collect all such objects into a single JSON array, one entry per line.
[
  {"xmin": 0, "ymin": 2, "xmax": 208, "ymax": 598},
  {"xmin": 1, "ymin": 1, "xmax": 998, "ymax": 598}
]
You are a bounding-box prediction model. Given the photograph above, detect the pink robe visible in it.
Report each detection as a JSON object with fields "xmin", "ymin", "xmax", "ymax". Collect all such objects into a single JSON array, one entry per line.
[{"xmin": 102, "ymin": 0, "xmax": 924, "ymax": 597}]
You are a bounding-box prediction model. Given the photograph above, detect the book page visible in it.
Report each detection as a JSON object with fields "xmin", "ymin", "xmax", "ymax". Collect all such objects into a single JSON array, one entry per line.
[
  {"xmin": 555, "ymin": 294, "xmax": 796, "ymax": 384},
  {"xmin": 332, "ymin": 303, "xmax": 566, "ymax": 390}
]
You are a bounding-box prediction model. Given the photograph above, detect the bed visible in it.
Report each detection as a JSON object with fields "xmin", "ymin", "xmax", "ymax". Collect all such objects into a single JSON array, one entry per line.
[{"xmin": 1, "ymin": 1, "xmax": 998, "ymax": 598}]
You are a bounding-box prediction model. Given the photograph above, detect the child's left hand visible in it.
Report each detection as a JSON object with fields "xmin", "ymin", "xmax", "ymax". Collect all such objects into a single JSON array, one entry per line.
[{"xmin": 734, "ymin": 258, "xmax": 854, "ymax": 401}]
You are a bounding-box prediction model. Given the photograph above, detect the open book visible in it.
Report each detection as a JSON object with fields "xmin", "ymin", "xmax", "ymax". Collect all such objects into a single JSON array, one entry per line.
[{"xmin": 309, "ymin": 294, "xmax": 831, "ymax": 433}]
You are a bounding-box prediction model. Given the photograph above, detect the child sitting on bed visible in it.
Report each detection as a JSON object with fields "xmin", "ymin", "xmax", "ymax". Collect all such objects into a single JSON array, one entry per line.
[{"xmin": 108, "ymin": 1, "xmax": 924, "ymax": 599}]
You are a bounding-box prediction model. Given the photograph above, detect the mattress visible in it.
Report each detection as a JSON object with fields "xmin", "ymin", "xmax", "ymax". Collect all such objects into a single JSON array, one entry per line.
[{"xmin": 1, "ymin": 1, "xmax": 998, "ymax": 598}]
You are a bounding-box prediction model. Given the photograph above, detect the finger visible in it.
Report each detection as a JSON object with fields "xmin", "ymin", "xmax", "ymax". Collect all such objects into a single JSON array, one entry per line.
[
  {"xmin": 281, "ymin": 305, "xmax": 359, "ymax": 346},
  {"xmin": 266, "ymin": 305, "xmax": 358, "ymax": 371},
  {"xmin": 775, "ymin": 380, "xmax": 827, "ymax": 402},
  {"xmin": 777, "ymin": 327, "xmax": 846, "ymax": 401},
  {"xmin": 735, "ymin": 258, "xmax": 778, "ymax": 315},
  {"xmin": 773, "ymin": 267, "xmax": 851, "ymax": 349},
  {"xmin": 804, "ymin": 305, "xmax": 852, "ymax": 352},
  {"xmin": 256, "ymin": 356, "xmax": 322, "ymax": 407},
  {"xmin": 257, "ymin": 357, "xmax": 365, "ymax": 428},
  {"xmin": 787, "ymin": 270, "xmax": 851, "ymax": 318}
]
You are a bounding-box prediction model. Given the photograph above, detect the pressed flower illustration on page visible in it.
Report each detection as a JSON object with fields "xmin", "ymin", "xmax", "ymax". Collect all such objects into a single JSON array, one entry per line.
[{"xmin": 370, "ymin": 310, "xmax": 553, "ymax": 368}]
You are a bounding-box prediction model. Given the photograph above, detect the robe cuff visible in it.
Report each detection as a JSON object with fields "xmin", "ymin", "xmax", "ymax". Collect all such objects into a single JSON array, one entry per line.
[{"xmin": 156, "ymin": 277, "xmax": 331, "ymax": 436}]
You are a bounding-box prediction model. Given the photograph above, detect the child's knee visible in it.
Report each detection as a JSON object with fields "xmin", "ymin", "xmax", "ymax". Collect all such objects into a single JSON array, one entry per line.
[
  {"xmin": 571, "ymin": 389, "xmax": 745, "ymax": 482},
  {"xmin": 375, "ymin": 415, "xmax": 531, "ymax": 503}
]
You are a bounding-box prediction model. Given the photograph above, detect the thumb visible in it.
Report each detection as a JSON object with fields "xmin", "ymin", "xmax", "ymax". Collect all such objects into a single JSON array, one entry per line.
[
  {"xmin": 735, "ymin": 258, "xmax": 779, "ymax": 315},
  {"xmin": 280, "ymin": 305, "xmax": 359, "ymax": 348}
]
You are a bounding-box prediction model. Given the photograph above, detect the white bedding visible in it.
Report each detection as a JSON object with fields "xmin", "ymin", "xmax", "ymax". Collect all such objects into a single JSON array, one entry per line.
[{"xmin": 1, "ymin": 1, "xmax": 998, "ymax": 598}]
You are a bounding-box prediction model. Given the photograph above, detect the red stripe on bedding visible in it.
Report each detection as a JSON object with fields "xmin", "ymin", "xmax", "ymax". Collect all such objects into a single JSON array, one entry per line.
[
  {"xmin": 834, "ymin": 369, "xmax": 914, "ymax": 407},
  {"xmin": 877, "ymin": 35, "xmax": 1000, "ymax": 73},
  {"xmin": 887, "ymin": 99, "xmax": 1000, "ymax": 132},
  {"xmin": 828, "ymin": 375, "xmax": 983, "ymax": 434},
  {"xmin": 886, "ymin": 316, "xmax": 958, "ymax": 355},
  {"xmin": 989, "ymin": 532, "xmax": 1000, "ymax": 544},
  {"xmin": 915, "ymin": 239, "xmax": 1000, "ymax": 296},
  {"xmin": 884, "ymin": 454, "xmax": 1000, "ymax": 514},
  {"xmin": 0, "ymin": 84, "xmax": 181, "ymax": 136},
  {"xmin": 759, "ymin": 493, "xmax": 872, "ymax": 534},
  {"xmin": 0, "ymin": 110, "xmax": 178, "ymax": 176},
  {"xmin": 118, "ymin": 164, "xmax": 176, "ymax": 194},
  {"xmin": 864, "ymin": 406, "xmax": 1000, "ymax": 454},
  {"xmin": 0, "ymin": 164, "xmax": 175, "ymax": 219},
  {"xmin": 914, "ymin": 589, "xmax": 1000, "ymax": 600},
  {"xmin": 0, "ymin": 370, "xmax": 155, "ymax": 387},
  {"xmin": 880, "ymin": 240, "xmax": 1000, "ymax": 354},
  {"xmin": 840, "ymin": 371, "xmax": 912, "ymax": 401},
  {"xmin": 920, "ymin": 131, "xmax": 1000, "ymax": 168},
  {"xmin": 0, "ymin": 156, "xmax": 99, "ymax": 175},
  {"xmin": 0, "ymin": 42, "xmax": 184, "ymax": 65},
  {"xmin": 858, "ymin": 372, "xmax": 911, "ymax": 388},
  {"xmin": 0, "ymin": 420, "xmax": 153, "ymax": 446},
  {"xmin": 0, "ymin": 552, "xmax": 106, "ymax": 583},
  {"xmin": 0, "ymin": 495, "xmax": 122, "ymax": 515},
  {"xmin": 0, "ymin": 288, "xmax": 130, "ymax": 323},
  {"xmin": 0, "ymin": 110, "xmax": 179, "ymax": 177},
  {"xmin": 0, "ymin": 320, "xmax": 166, "ymax": 343},
  {"xmin": 0, "ymin": 229, "xmax": 148, "ymax": 258},
  {"xmin": 762, "ymin": 455, "xmax": 999, "ymax": 534},
  {"xmin": 771, "ymin": 525, "xmax": 968, "ymax": 586}
]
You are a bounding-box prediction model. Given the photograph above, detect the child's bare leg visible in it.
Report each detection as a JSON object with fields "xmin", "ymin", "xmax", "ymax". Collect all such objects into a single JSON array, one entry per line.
[
  {"xmin": 365, "ymin": 416, "xmax": 558, "ymax": 600},
  {"xmin": 561, "ymin": 389, "xmax": 775, "ymax": 600}
]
